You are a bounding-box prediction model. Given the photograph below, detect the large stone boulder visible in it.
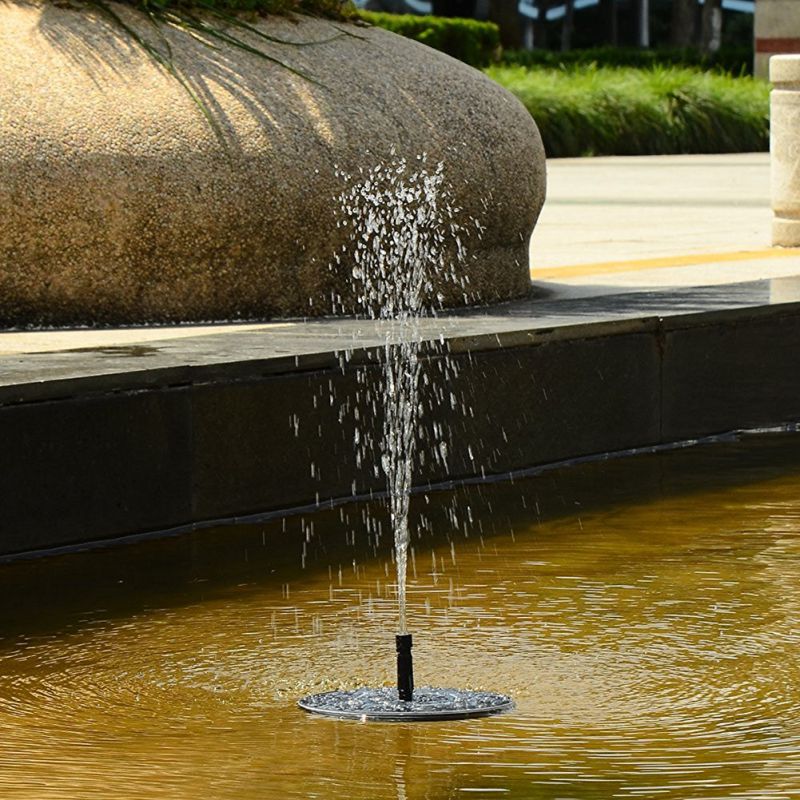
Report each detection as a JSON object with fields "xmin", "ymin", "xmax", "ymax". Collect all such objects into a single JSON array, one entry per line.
[{"xmin": 0, "ymin": 1, "xmax": 546, "ymax": 325}]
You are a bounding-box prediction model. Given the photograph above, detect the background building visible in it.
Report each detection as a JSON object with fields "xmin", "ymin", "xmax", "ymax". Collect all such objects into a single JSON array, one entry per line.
[
  {"xmin": 755, "ymin": 0, "xmax": 800, "ymax": 79},
  {"xmin": 359, "ymin": 0, "xmax": 755, "ymax": 58}
]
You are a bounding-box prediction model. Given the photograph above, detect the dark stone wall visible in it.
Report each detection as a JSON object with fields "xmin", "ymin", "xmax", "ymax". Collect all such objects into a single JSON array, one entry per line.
[{"xmin": 1, "ymin": 306, "xmax": 799, "ymax": 557}]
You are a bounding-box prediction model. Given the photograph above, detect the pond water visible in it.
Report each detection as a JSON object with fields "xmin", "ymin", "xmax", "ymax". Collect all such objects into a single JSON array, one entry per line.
[{"xmin": 1, "ymin": 433, "xmax": 800, "ymax": 799}]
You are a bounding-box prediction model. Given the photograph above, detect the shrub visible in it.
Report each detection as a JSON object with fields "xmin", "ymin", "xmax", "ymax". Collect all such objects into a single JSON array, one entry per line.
[
  {"xmin": 501, "ymin": 45, "xmax": 754, "ymax": 77},
  {"xmin": 359, "ymin": 11, "xmax": 499, "ymax": 68},
  {"xmin": 485, "ymin": 64, "xmax": 769, "ymax": 157}
]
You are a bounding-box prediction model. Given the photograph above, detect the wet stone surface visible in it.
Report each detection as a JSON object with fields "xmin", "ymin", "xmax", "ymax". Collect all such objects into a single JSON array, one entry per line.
[{"xmin": 298, "ymin": 686, "xmax": 514, "ymax": 721}]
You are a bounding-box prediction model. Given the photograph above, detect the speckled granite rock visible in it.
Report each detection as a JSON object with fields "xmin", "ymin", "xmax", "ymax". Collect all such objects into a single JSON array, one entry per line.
[{"xmin": 0, "ymin": 1, "xmax": 545, "ymax": 325}]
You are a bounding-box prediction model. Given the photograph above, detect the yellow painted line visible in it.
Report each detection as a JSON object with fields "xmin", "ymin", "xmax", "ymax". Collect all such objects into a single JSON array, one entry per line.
[{"xmin": 531, "ymin": 248, "xmax": 800, "ymax": 280}]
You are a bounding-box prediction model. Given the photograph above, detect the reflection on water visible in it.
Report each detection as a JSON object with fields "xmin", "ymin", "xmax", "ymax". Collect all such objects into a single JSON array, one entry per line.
[{"xmin": 1, "ymin": 435, "xmax": 800, "ymax": 798}]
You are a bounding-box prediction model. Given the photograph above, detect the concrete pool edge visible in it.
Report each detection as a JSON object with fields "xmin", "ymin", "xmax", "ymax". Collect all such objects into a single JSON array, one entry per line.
[{"xmin": 2, "ymin": 294, "xmax": 800, "ymax": 558}]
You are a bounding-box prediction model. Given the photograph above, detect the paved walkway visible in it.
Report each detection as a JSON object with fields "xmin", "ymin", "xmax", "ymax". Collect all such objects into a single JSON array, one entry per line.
[
  {"xmin": 531, "ymin": 152, "xmax": 800, "ymax": 297},
  {"xmin": 0, "ymin": 152, "xmax": 797, "ymax": 356}
]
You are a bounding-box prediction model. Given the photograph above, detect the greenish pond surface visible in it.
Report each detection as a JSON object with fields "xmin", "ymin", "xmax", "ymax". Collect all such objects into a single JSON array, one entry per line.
[{"xmin": 1, "ymin": 433, "xmax": 800, "ymax": 799}]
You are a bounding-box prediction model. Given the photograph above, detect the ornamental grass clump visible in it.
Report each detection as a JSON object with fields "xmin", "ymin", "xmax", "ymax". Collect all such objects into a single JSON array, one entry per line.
[
  {"xmin": 117, "ymin": 0, "xmax": 350, "ymax": 17},
  {"xmin": 501, "ymin": 44, "xmax": 753, "ymax": 75},
  {"xmin": 485, "ymin": 64, "xmax": 770, "ymax": 157}
]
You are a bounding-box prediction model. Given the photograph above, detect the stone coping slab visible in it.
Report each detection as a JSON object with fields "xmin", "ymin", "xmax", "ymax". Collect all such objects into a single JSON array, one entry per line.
[{"xmin": 0, "ymin": 278, "xmax": 798, "ymax": 405}]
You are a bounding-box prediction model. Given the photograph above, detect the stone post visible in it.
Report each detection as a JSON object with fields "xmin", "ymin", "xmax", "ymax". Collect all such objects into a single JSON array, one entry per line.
[{"xmin": 771, "ymin": 55, "xmax": 800, "ymax": 247}]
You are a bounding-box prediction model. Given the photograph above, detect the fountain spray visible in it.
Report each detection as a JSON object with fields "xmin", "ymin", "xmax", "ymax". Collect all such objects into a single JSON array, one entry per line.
[{"xmin": 337, "ymin": 154, "xmax": 448, "ymax": 693}]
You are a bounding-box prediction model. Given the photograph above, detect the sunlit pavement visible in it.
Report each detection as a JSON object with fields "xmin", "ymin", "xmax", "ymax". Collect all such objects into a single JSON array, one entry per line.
[{"xmin": 531, "ymin": 152, "xmax": 800, "ymax": 298}]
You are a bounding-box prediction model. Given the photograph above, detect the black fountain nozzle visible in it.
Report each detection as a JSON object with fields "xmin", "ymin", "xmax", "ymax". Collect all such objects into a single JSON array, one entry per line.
[{"xmin": 396, "ymin": 633, "xmax": 414, "ymax": 702}]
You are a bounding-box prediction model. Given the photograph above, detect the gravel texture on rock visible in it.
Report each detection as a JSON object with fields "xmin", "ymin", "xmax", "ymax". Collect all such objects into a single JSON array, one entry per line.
[{"xmin": 0, "ymin": 1, "xmax": 546, "ymax": 325}]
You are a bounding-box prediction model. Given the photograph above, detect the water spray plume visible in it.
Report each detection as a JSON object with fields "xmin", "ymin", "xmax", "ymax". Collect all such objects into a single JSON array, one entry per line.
[{"xmin": 332, "ymin": 152, "xmax": 470, "ymax": 640}]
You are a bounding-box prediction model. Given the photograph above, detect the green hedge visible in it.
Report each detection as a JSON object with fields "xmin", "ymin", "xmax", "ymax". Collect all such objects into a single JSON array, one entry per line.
[
  {"xmin": 501, "ymin": 45, "xmax": 754, "ymax": 76},
  {"xmin": 359, "ymin": 11, "xmax": 499, "ymax": 68},
  {"xmin": 485, "ymin": 65, "xmax": 769, "ymax": 157}
]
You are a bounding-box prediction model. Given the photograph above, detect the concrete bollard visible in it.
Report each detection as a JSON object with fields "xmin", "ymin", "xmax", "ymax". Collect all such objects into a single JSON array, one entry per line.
[{"xmin": 771, "ymin": 55, "xmax": 800, "ymax": 247}]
